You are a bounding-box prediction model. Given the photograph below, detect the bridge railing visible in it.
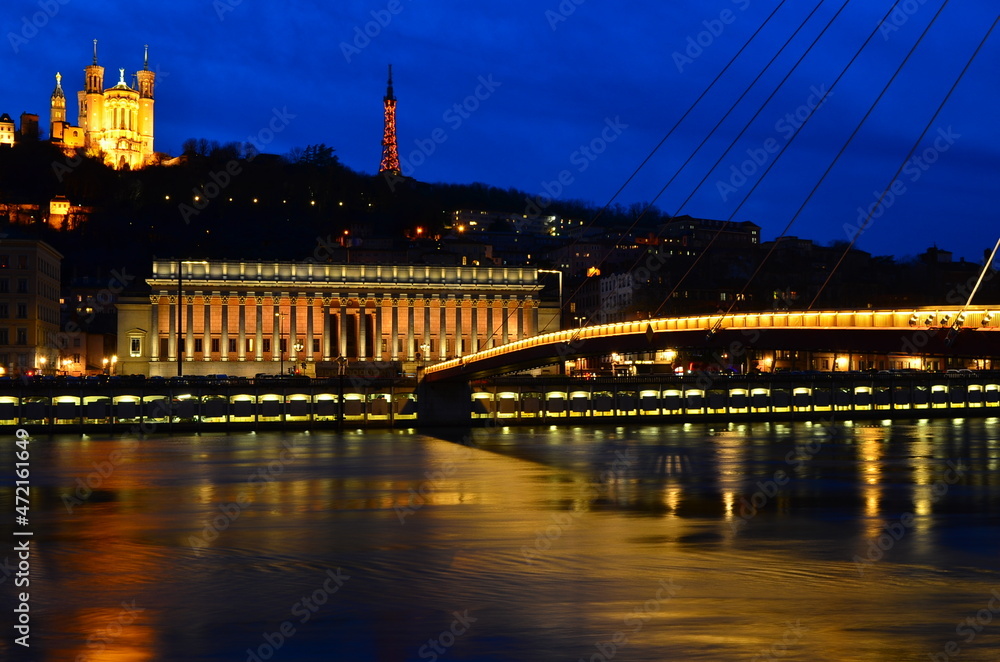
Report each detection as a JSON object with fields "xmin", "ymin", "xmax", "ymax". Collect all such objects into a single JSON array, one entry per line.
[{"xmin": 425, "ymin": 306, "xmax": 999, "ymax": 375}]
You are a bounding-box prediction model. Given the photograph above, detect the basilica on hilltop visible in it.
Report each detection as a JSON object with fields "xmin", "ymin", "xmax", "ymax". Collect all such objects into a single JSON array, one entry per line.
[{"xmin": 1, "ymin": 40, "xmax": 158, "ymax": 170}]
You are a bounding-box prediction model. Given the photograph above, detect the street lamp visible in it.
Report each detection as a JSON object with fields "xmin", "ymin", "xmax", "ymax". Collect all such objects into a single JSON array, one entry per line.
[
  {"xmin": 293, "ymin": 341, "xmax": 303, "ymax": 374},
  {"xmin": 38, "ymin": 357, "xmax": 46, "ymax": 375},
  {"xmin": 102, "ymin": 357, "xmax": 109, "ymax": 374},
  {"xmin": 111, "ymin": 355, "xmax": 118, "ymax": 376}
]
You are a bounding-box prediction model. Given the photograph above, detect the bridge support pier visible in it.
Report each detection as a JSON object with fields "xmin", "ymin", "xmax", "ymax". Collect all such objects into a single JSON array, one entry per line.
[{"xmin": 416, "ymin": 378, "xmax": 472, "ymax": 426}]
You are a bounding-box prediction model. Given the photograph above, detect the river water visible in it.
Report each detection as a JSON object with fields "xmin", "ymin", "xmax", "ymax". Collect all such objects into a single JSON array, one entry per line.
[{"xmin": 2, "ymin": 418, "xmax": 999, "ymax": 661}]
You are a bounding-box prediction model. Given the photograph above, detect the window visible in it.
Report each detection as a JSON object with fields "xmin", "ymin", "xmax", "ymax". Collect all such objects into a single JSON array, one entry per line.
[
  {"xmin": 0, "ymin": 280, "xmax": 8, "ymax": 293},
  {"xmin": 246, "ymin": 338, "xmax": 254, "ymax": 353},
  {"xmin": 0, "ymin": 304, "xmax": 6, "ymax": 318},
  {"xmin": 160, "ymin": 338, "xmax": 169, "ymax": 357},
  {"xmin": 194, "ymin": 338, "xmax": 203, "ymax": 353},
  {"xmin": 228, "ymin": 339, "xmax": 237, "ymax": 353},
  {"xmin": 16, "ymin": 328, "xmax": 27, "ymax": 345},
  {"xmin": 16, "ymin": 279, "xmax": 27, "ymax": 294},
  {"xmin": 0, "ymin": 255, "xmax": 7, "ymax": 268},
  {"xmin": 130, "ymin": 337, "xmax": 141, "ymax": 357},
  {"xmin": 73, "ymin": 337, "xmax": 81, "ymax": 347},
  {"xmin": 211, "ymin": 338, "xmax": 220, "ymax": 353},
  {"xmin": 16, "ymin": 303, "xmax": 27, "ymax": 319},
  {"xmin": 17, "ymin": 255, "xmax": 28, "ymax": 269},
  {"xmin": 0, "ymin": 329, "xmax": 7, "ymax": 344},
  {"xmin": 263, "ymin": 339, "xmax": 271, "ymax": 353},
  {"xmin": 279, "ymin": 338, "xmax": 287, "ymax": 353},
  {"xmin": 313, "ymin": 339, "xmax": 320, "ymax": 353}
]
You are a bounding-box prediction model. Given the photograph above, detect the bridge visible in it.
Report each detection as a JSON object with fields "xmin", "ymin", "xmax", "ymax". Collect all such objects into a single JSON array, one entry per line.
[{"xmin": 424, "ymin": 305, "xmax": 1000, "ymax": 382}]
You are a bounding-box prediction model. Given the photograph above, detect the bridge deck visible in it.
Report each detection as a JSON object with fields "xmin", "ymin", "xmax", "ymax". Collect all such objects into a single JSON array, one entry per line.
[{"xmin": 425, "ymin": 306, "xmax": 1000, "ymax": 381}]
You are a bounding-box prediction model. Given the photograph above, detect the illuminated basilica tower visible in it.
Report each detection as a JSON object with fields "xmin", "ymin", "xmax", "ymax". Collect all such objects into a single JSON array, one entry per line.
[
  {"xmin": 72, "ymin": 40, "xmax": 155, "ymax": 170},
  {"xmin": 379, "ymin": 64, "xmax": 400, "ymax": 174}
]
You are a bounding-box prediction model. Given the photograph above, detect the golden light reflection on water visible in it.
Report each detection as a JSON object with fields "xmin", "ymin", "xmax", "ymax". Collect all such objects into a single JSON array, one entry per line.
[
  {"xmin": 713, "ymin": 427, "xmax": 746, "ymax": 524},
  {"xmin": 857, "ymin": 430, "xmax": 883, "ymax": 536},
  {"xmin": 15, "ymin": 423, "xmax": 1000, "ymax": 661}
]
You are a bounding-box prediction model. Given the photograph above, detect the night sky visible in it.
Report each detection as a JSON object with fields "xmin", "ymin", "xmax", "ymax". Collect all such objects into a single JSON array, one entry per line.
[{"xmin": 3, "ymin": 0, "xmax": 997, "ymax": 262}]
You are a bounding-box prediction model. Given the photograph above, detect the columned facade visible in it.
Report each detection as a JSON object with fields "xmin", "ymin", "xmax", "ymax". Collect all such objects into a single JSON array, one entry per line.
[{"xmin": 118, "ymin": 261, "xmax": 559, "ymax": 377}]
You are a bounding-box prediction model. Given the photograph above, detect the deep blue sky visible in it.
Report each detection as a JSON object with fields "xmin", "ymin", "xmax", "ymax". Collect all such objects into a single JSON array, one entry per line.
[{"xmin": 3, "ymin": 0, "xmax": 997, "ymax": 261}]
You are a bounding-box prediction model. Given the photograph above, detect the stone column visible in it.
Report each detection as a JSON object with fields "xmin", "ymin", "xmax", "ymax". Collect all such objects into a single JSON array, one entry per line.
[
  {"xmin": 168, "ymin": 296, "xmax": 177, "ymax": 361},
  {"xmin": 150, "ymin": 295, "xmax": 160, "ymax": 361},
  {"xmin": 305, "ymin": 296, "xmax": 315, "ymax": 362},
  {"xmin": 456, "ymin": 296, "xmax": 465, "ymax": 357},
  {"xmin": 407, "ymin": 297, "xmax": 415, "ymax": 361},
  {"xmin": 203, "ymin": 294, "xmax": 212, "ymax": 361},
  {"xmin": 322, "ymin": 297, "xmax": 332, "ymax": 361},
  {"xmin": 289, "ymin": 296, "xmax": 299, "ymax": 361},
  {"xmin": 531, "ymin": 297, "xmax": 539, "ymax": 337},
  {"xmin": 440, "ymin": 296, "xmax": 448, "ymax": 360},
  {"xmin": 220, "ymin": 295, "xmax": 229, "ymax": 361},
  {"xmin": 517, "ymin": 297, "xmax": 525, "ymax": 342},
  {"xmin": 255, "ymin": 294, "xmax": 264, "ymax": 362},
  {"xmin": 339, "ymin": 297, "xmax": 348, "ymax": 359},
  {"xmin": 420, "ymin": 295, "xmax": 437, "ymax": 361},
  {"xmin": 501, "ymin": 297, "xmax": 509, "ymax": 345},
  {"xmin": 272, "ymin": 295, "xmax": 281, "ymax": 364},
  {"xmin": 374, "ymin": 298, "xmax": 383, "ymax": 361},
  {"xmin": 486, "ymin": 298, "xmax": 495, "ymax": 349},
  {"xmin": 471, "ymin": 297, "xmax": 479, "ymax": 353},
  {"xmin": 358, "ymin": 296, "xmax": 368, "ymax": 361},
  {"xmin": 238, "ymin": 295, "xmax": 247, "ymax": 361},
  {"xmin": 185, "ymin": 295, "xmax": 195, "ymax": 363},
  {"xmin": 391, "ymin": 298, "xmax": 399, "ymax": 361}
]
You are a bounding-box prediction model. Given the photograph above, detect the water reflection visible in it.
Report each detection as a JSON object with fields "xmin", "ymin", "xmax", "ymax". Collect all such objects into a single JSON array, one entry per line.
[{"xmin": 1, "ymin": 419, "xmax": 998, "ymax": 661}]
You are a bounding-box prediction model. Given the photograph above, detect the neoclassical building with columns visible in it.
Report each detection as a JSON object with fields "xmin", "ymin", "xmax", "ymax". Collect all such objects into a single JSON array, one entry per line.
[{"xmin": 117, "ymin": 260, "xmax": 559, "ymax": 377}]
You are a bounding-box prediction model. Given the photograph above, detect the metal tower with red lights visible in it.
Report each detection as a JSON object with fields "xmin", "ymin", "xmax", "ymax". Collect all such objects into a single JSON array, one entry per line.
[{"xmin": 380, "ymin": 64, "xmax": 400, "ymax": 174}]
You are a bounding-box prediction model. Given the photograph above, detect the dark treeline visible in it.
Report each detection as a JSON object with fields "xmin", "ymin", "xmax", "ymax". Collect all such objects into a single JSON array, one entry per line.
[{"xmin": 0, "ymin": 139, "xmax": 659, "ymax": 283}]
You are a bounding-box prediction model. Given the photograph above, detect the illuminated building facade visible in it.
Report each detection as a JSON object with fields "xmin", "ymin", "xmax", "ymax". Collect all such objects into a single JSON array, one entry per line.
[
  {"xmin": 379, "ymin": 65, "xmax": 400, "ymax": 174},
  {"xmin": 0, "ymin": 239, "xmax": 63, "ymax": 377},
  {"xmin": 117, "ymin": 260, "xmax": 559, "ymax": 377},
  {"xmin": 51, "ymin": 40, "xmax": 156, "ymax": 169}
]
